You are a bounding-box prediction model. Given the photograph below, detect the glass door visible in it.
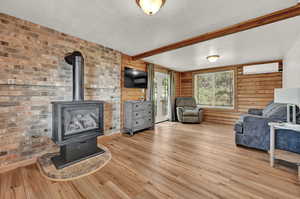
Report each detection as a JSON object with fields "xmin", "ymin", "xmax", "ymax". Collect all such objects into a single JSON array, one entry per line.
[{"xmin": 154, "ymin": 72, "xmax": 170, "ymax": 123}]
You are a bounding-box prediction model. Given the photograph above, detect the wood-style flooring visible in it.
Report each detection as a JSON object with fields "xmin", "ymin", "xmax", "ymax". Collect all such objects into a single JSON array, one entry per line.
[{"xmin": 1, "ymin": 122, "xmax": 300, "ymax": 199}]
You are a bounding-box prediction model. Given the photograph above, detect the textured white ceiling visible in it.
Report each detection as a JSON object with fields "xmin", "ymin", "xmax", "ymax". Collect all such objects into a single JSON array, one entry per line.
[
  {"xmin": 0, "ymin": 0, "xmax": 299, "ymax": 71},
  {"xmin": 145, "ymin": 17, "xmax": 300, "ymax": 71}
]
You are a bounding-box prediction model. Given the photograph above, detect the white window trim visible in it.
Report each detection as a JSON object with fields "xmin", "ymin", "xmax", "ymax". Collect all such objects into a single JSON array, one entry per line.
[{"xmin": 193, "ymin": 70, "xmax": 235, "ymax": 109}]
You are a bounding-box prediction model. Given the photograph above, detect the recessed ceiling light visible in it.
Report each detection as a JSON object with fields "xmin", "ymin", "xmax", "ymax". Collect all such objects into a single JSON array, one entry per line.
[
  {"xmin": 136, "ymin": 0, "xmax": 166, "ymax": 16},
  {"xmin": 207, "ymin": 55, "xmax": 220, "ymax": 63}
]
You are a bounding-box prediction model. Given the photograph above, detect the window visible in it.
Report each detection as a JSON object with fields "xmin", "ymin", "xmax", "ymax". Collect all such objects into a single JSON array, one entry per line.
[{"xmin": 194, "ymin": 70, "xmax": 235, "ymax": 109}]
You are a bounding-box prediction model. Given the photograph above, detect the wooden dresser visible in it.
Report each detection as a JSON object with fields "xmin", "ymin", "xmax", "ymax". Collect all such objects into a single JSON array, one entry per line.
[{"xmin": 124, "ymin": 100, "xmax": 154, "ymax": 135}]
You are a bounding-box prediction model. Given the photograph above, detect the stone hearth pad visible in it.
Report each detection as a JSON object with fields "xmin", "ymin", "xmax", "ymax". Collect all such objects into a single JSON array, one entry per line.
[{"xmin": 37, "ymin": 144, "xmax": 111, "ymax": 181}]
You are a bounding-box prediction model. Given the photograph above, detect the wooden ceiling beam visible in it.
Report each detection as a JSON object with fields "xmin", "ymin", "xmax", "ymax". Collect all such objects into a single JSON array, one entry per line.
[{"xmin": 132, "ymin": 3, "xmax": 300, "ymax": 60}]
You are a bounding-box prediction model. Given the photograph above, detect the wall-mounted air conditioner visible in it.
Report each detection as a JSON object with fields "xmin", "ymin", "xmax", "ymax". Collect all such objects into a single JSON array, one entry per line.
[{"xmin": 243, "ymin": 63, "xmax": 279, "ymax": 75}]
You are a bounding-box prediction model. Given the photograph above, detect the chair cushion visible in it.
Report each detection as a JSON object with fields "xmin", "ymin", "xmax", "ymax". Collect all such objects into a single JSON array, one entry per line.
[
  {"xmin": 262, "ymin": 102, "xmax": 277, "ymax": 116},
  {"xmin": 183, "ymin": 109, "xmax": 199, "ymax": 116},
  {"xmin": 276, "ymin": 129, "xmax": 300, "ymax": 154},
  {"xmin": 263, "ymin": 103, "xmax": 287, "ymax": 121},
  {"xmin": 182, "ymin": 117, "xmax": 200, "ymax": 123},
  {"xmin": 176, "ymin": 97, "xmax": 197, "ymax": 108},
  {"xmin": 184, "ymin": 106, "xmax": 197, "ymax": 110},
  {"xmin": 248, "ymin": 109, "xmax": 263, "ymax": 116}
]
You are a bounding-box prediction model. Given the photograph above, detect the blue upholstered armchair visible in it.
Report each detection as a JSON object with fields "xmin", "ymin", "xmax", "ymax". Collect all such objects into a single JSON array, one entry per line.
[{"xmin": 235, "ymin": 102, "xmax": 300, "ymax": 153}]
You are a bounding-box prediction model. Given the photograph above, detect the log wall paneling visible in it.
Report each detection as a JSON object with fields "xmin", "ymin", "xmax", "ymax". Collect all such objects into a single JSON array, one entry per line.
[
  {"xmin": 121, "ymin": 55, "xmax": 147, "ymax": 128},
  {"xmin": 121, "ymin": 55, "xmax": 147, "ymax": 102},
  {"xmin": 179, "ymin": 72, "xmax": 193, "ymax": 97},
  {"xmin": 175, "ymin": 72, "xmax": 181, "ymax": 98},
  {"xmin": 178, "ymin": 61, "xmax": 283, "ymax": 125},
  {"xmin": 236, "ymin": 64, "xmax": 282, "ymax": 113}
]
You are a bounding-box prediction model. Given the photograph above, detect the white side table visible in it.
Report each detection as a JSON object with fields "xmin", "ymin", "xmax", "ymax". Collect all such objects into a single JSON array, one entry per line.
[{"xmin": 269, "ymin": 122, "xmax": 300, "ymax": 179}]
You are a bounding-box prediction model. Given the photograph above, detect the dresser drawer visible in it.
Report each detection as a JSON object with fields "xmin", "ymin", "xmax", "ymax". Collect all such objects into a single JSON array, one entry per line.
[
  {"xmin": 133, "ymin": 121, "xmax": 153, "ymax": 132},
  {"xmin": 133, "ymin": 102, "xmax": 152, "ymax": 111},
  {"xmin": 133, "ymin": 110, "xmax": 152, "ymax": 119},
  {"xmin": 133, "ymin": 117, "xmax": 153, "ymax": 128},
  {"xmin": 124, "ymin": 100, "xmax": 154, "ymax": 135}
]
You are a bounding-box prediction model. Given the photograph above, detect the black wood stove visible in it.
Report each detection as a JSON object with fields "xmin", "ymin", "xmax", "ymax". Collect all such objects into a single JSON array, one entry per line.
[{"xmin": 51, "ymin": 51, "xmax": 105, "ymax": 169}]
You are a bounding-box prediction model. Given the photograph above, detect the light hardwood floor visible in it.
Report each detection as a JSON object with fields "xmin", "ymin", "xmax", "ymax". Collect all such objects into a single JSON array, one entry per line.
[{"xmin": 1, "ymin": 122, "xmax": 300, "ymax": 199}]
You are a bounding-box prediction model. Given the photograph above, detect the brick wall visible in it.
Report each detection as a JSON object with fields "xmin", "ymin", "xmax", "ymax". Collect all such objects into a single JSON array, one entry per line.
[{"xmin": 0, "ymin": 13, "xmax": 121, "ymax": 166}]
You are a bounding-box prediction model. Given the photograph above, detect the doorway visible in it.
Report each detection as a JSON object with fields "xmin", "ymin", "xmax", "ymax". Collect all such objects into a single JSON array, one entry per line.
[{"xmin": 154, "ymin": 72, "xmax": 170, "ymax": 123}]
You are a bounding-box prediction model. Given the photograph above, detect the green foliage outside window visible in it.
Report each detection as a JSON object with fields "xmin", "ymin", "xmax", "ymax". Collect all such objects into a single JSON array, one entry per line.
[{"xmin": 194, "ymin": 70, "xmax": 234, "ymax": 108}]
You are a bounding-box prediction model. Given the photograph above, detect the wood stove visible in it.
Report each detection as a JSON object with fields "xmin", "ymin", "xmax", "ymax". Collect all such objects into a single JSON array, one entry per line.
[{"xmin": 51, "ymin": 51, "xmax": 105, "ymax": 169}]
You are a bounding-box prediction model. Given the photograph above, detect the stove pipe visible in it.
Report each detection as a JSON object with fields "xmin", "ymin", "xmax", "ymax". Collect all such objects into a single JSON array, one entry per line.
[{"xmin": 64, "ymin": 51, "xmax": 84, "ymax": 101}]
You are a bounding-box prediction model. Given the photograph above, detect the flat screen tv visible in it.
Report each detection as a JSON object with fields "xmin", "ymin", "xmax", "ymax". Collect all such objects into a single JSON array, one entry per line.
[{"xmin": 124, "ymin": 67, "xmax": 148, "ymax": 88}]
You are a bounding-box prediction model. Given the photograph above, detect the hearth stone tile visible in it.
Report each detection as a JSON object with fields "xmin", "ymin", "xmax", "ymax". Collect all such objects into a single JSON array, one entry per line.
[{"xmin": 37, "ymin": 144, "xmax": 111, "ymax": 181}]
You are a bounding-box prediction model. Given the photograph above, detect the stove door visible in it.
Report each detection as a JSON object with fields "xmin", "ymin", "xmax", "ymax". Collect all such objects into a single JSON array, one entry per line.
[{"xmin": 62, "ymin": 104, "xmax": 100, "ymax": 137}]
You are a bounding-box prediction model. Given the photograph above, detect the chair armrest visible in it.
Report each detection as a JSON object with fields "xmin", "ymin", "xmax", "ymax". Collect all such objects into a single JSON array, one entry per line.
[
  {"xmin": 176, "ymin": 107, "xmax": 184, "ymax": 122},
  {"xmin": 248, "ymin": 109, "xmax": 263, "ymax": 116},
  {"xmin": 195, "ymin": 106, "xmax": 203, "ymax": 112},
  {"xmin": 198, "ymin": 109, "xmax": 204, "ymax": 122}
]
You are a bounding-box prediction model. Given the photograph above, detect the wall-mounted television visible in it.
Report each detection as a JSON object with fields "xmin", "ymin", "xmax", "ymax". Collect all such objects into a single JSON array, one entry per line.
[{"xmin": 124, "ymin": 67, "xmax": 148, "ymax": 88}]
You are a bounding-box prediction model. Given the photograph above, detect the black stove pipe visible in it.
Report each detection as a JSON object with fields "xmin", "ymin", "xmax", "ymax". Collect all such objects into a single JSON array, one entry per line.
[{"xmin": 64, "ymin": 51, "xmax": 84, "ymax": 101}]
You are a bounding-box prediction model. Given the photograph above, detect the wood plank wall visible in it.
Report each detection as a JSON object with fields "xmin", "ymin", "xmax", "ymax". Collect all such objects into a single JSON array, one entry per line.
[
  {"xmin": 121, "ymin": 55, "xmax": 147, "ymax": 128},
  {"xmin": 175, "ymin": 72, "xmax": 181, "ymax": 98},
  {"xmin": 121, "ymin": 55, "xmax": 147, "ymax": 102},
  {"xmin": 177, "ymin": 60, "xmax": 283, "ymax": 125}
]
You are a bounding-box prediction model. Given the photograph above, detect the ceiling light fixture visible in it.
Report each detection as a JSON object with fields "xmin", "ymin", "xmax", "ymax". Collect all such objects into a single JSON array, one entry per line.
[
  {"xmin": 136, "ymin": 0, "xmax": 166, "ymax": 16},
  {"xmin": 207, "ymin": 55, "xmax": 220, "ymax": 63},
  {"xmin": 132, "ymin": 70, "xmax": 139, "ymax": 75}
]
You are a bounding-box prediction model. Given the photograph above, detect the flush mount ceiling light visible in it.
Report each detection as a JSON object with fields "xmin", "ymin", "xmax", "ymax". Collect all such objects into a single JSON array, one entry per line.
[
  {"xmin": 132, "ymin": 70, "xmax": 139, "ymax": 75},
  {"xmin": 207, "ymin": 55, "xmax": 220, "ymax": 63},
  {"xmin": 136, "ymin": 0, "xmax": 166, "ymax": 16}
]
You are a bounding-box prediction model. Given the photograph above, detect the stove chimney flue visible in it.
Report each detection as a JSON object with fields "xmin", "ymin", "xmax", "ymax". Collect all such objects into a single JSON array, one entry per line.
[{"xmin": 65, "ymin": 51, "xmax": 84, "ymax": 101}]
